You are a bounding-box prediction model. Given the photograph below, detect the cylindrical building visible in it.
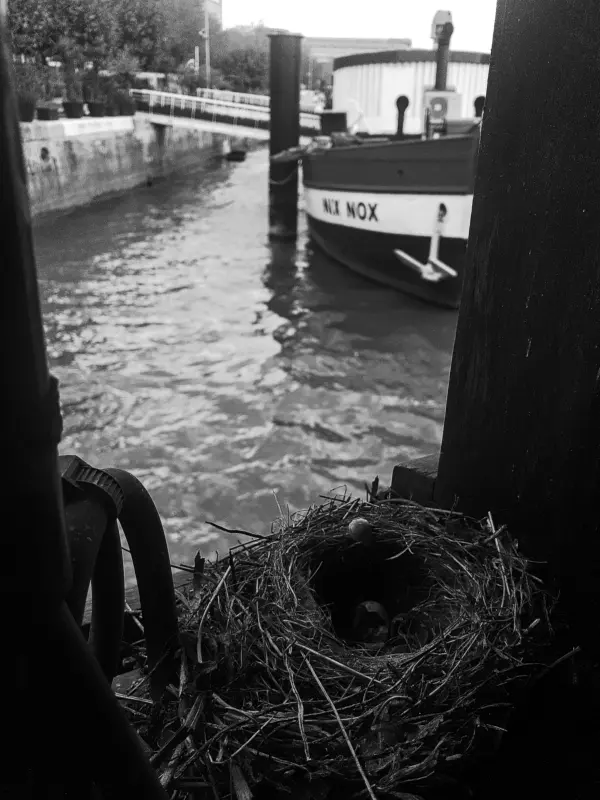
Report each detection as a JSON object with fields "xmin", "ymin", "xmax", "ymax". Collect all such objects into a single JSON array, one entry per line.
[{"xmin": 332, "ymin": 49, "xmax": 489, "ymax": 134}]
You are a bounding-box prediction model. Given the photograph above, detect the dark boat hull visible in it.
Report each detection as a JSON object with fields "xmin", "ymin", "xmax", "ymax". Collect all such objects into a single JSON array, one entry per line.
[
  {"xmin": 302, "ymin": 134, "xmax": 478, "ymax": 308},
  {"xmin": 307, "ymin": 215, "xmax": 466, "ymax": 309}
]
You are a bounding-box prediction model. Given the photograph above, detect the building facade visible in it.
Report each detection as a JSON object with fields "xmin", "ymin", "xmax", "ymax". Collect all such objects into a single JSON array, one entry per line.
[
  {"xmin": 303, "ymin": 37, "xmax": 412, "ymax": 87},
  {"xmin": 332, "ymin": 49, "xmax": 490, "ymax": 134}
]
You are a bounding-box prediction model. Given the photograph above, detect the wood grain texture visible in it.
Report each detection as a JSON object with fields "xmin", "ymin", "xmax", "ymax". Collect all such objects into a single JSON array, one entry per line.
[
  {"xmin": 391, "ymin": 452, "xmax": 439, "ymax": 505},
  {"xmin": 434, "ymin": 0, "xmax": 600, "ymax": 586}
]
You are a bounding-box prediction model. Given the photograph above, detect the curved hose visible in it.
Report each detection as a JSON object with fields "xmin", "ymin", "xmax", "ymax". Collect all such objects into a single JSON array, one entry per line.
[
  {"xmin": 64, "ymin": 497, "xmax": 109, "ymax": 626},
  {"xmin": 105, "ymin": 468, "xmax": 179, "ymax": 697},
  {"xmin": 89, "ymin": 519, "xmax": 125, "ymax": 682}
]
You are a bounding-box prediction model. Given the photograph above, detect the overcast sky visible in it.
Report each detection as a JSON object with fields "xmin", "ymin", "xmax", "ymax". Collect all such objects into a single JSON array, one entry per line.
[{"xmin": 222, "ymin": 1, "xmax": 498, "ymax": 52}]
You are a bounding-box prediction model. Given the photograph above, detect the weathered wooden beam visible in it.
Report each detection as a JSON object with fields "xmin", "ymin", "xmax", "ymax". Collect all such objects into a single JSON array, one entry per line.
[
  {"xmin": 433, "ymin": 1, "xmax": 600, "ymax": 609},
  {"xmin": 390, "ymin": 451, "xmax": 440, "ymax": 505}
]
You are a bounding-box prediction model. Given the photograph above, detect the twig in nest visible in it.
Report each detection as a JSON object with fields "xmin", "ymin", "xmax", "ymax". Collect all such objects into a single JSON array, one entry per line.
[
  {"xmin": 305, "ymin": 659, "xmax": 379, "ymax": 800},
  {"xmin": 296, "ymin": 643, "xmax": 384, "ymax": 686},
  {"xmin": 159, "ymin": 740, "xmax": 187, "ymax": 790},
  {"xmin": 206, "ymin": 520, "xmax": 269, "ymax": 540},
  {"xmin": 285, "ymin": 650, "xmax": 311, "ymax": 762},
  {"xmin": 197, "ymin": 566, "xmax": 232, "ymax": 663},
  {"xmin": 229, "ymin": 714, "xmax": 279, "ymax": 760},
  {"xmin": 114, "ymin": 692, "xmax": 153, "ymax": 706},
  {"xmin": 150, "ymin": 694, "xmax": 205, "ymax": 768},
  {"xmin": 125, "ymin": 602, "xmax": 145, "ymax": 635}
]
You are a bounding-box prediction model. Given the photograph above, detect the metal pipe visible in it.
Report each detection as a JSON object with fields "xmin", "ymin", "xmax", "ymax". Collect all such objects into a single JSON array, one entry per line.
[
  {"xmin": 434, "ymin": 21, "xmax": 454, "ymax": 91},
  {"xmin": 204, "ymin": 1, "xmax": 211, "ymax": 89}
]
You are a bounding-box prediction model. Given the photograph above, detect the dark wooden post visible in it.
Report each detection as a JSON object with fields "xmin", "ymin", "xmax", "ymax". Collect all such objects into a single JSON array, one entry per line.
[
  {"xmin": 268, "ymin": 32, "xmax": 302, "ymax": 240},
  {"xmin": 434, "ymin": 0, "xmax": 600, "ymax": 636}
]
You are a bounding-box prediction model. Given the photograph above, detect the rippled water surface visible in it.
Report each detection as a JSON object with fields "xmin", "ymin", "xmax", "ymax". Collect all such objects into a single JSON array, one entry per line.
[{"xmin": 34, "ymin": 148, "xmax": 457, "ymax": 581}]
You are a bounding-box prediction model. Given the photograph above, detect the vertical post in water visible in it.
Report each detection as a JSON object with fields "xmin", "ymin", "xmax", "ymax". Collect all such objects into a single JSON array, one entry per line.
[
  {"xmin": 434, "ymin": 0, "xmax": 600, "ymax": 647},
  {"xmin": 268, "ymin": 32, "xmax": 302, "ymax": 240}
]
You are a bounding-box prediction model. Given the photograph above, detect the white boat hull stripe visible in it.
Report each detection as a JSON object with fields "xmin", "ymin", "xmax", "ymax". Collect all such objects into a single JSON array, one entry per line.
[{"xmin": 304, "ymin": 187, "xmax": 473, "ymax": 239}]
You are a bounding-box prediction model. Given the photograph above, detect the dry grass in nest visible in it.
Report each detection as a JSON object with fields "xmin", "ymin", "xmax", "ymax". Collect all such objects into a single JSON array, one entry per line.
[{"xmin": 119, "ymin": 493, "xmax": 552, "ymax": 800}]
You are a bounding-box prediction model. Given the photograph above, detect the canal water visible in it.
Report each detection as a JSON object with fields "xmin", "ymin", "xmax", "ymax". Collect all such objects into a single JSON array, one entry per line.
[{"xmin": 34, "ymin": 148, "xmax": 457, "ymax": 583}]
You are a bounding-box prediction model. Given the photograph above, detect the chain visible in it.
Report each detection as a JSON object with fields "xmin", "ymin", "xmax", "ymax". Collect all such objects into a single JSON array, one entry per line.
[{"xmin": 268, "ymin": 164, "xmax": 299, "ymax": 186}]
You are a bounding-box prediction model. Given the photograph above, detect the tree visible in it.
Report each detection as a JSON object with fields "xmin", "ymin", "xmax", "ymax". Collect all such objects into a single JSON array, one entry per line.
[
  {"xmin": 8, "ymin": 0, "xmax": 116, "ymax": 64},
  {"xmin": 110, "ymin": 0, "xmax": 163, "ymax": 70},
  {"xmin": 160, "ymin": 0, "xmax": 204, "ymax": 70},
  {"xmin": 8, "ymin": 0, "xmax": 68, "ymax": 61},
  {"xmin": 212, "ymin": 24, "xmax": 270, "ymax": 93}
]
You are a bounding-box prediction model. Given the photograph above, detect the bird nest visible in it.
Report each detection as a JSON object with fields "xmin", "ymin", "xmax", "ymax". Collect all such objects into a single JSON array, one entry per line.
[{"xmin": 120, "ymin": 494, "xmax": 551, "ymax": 800}]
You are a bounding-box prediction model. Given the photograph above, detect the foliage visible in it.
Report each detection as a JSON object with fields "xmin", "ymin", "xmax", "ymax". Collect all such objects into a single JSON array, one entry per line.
[
  {"xmin": 8, "ymin": 0, "xmax": 116, "ymax": 64},
  {"xmin": 8, "ymin": 2, "xmax": 273, "ymax": 91},
  {"xmin": 110, "ymin": 0, "xmax": 163, "ymax": 71},
  {"xmin": 159, "ymin": 0, "xmax": 204, "ymax": 71},
  {"xmin": 12, "ymin": 60, "xmax": 46, "ymax": 100},
  {"xmin": 105, "ymin": 47, "xmax": 141, "ymax": 90},
  {"xmin": 63, "ymin": 68, "xmax": 84, "ymax": 102},
  {"xmin": 82, "ymin": 68, "xmax": 104, "ymax": 103},
  {"xmin": 212, "ymin": 24, "xmax": 270, "ymax": 93}
]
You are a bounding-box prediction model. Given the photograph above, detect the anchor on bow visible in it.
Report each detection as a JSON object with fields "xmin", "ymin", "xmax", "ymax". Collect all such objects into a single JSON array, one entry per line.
[{"xmin": 394, "ymin": 203, "xmax": 458, "ymax": 283}]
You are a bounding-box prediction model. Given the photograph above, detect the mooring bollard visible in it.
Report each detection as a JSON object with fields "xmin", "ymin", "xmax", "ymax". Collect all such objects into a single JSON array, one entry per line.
[
  {"xmin": 396, "ymin": 96, "xmax": 409, "ymax": 136},
  {"xmin": 268, "ymin": 31, "xmax": 302, "ymax": 241}
]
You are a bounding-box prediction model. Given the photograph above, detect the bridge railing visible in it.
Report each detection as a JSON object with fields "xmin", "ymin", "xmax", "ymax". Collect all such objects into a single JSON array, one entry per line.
[
  {"xmin": 194, "ymin": 87, "xmax": 319, "ymax": 115},
  {"xmin": 130, "ymin": 89, "xmax": 322, "ymax": 136}
]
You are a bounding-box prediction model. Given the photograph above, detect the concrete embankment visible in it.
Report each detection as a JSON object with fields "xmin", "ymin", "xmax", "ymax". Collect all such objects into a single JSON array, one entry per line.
[{"xmin": 21, "ymin": 116, "xmax": 227, "ymax": 216}]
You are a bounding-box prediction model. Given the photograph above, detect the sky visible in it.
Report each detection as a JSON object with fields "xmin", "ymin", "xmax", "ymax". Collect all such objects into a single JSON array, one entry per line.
[{"xmin": 222, "ymin": 0, "xmax": 498, "ymax": 53}]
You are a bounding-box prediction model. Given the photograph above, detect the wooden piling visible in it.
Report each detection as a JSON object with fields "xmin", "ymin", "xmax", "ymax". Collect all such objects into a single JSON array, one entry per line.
[
  {"xmin": 431, "ymin": 0, "xmax": 600, "ymax": 639},
  {"xmin": 268, "ymin": 32, "xmax": 302, "ymax": 240}
]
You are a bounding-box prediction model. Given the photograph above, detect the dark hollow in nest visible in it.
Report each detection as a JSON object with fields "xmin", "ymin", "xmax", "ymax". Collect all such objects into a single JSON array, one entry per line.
[
  {"xmin": 119, "ymin": 494, "xmax": 553, "ymax": 800},
  {"xmin": 309, "ymin": 536, "xmax": 431, "ymax": 643}
]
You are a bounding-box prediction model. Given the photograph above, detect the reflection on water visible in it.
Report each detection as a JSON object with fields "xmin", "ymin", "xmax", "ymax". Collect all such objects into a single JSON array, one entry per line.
[{"xmin": 34, "ymin": 149, "xmax": 457, "ymax": 583}]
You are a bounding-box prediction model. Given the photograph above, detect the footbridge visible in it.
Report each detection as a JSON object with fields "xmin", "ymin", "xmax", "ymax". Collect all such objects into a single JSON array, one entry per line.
[{"xmin": 130, "ymin": 88, "xmax": 322, "ymax": 141}]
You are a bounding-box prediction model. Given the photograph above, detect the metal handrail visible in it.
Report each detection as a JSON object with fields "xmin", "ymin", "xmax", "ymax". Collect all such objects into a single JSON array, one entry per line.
[
  {"xmin": 130, "ymin": 89, "xmax": 321, "ymax": 131},
  {"xmin": 195, "ymin": 86, "xmax": 319, "ymax": 114}
]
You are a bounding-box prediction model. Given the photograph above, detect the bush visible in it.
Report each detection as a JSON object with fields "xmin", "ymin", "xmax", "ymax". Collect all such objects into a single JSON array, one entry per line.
[
  {"xmin": 63, "ymin": 69, "xmax": 84, "ymax": 102},
  {"xmin": 105, "ymin": 49, "xmax": 140, "ymax": 91},
  {"xmin": 13, "ymin": 60, "xmax": 45, "ymax": 101}
]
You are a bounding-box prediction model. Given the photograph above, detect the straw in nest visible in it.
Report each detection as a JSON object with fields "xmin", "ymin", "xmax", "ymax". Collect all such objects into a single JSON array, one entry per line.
[{"xmin": 118, "ymin": 493, "xmax": 552, "ymax": 800}]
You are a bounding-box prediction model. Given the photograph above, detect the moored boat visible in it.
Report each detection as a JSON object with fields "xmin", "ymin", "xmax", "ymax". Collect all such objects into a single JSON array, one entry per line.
[
  {"xmin": 278, "ymin": 11, "xmax": 487, "ymax": 309},
  {"xmin": 303, "ymin": 127, "xmax": 479, "ymax": 308}
]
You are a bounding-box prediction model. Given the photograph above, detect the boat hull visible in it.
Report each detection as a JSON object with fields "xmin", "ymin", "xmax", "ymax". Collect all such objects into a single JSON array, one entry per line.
[
  {"xmin": 307, "ymin": 215, "xmax": 466, "ymax": 309},
  {"xmin": 301, "ymin": 134, "xmax": 478, "ymax": 308}
]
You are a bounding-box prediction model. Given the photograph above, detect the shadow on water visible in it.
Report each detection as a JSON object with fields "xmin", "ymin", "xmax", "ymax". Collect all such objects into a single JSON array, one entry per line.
[{"xmin": 34, "ymin": 149, "xmax": 458, "ymax": 581}]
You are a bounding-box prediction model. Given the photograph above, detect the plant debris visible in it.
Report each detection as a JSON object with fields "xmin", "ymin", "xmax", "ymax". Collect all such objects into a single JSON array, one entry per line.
[{"xmin": 119, "ymin": 493, "xmax": 553, "ymax": 799}]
